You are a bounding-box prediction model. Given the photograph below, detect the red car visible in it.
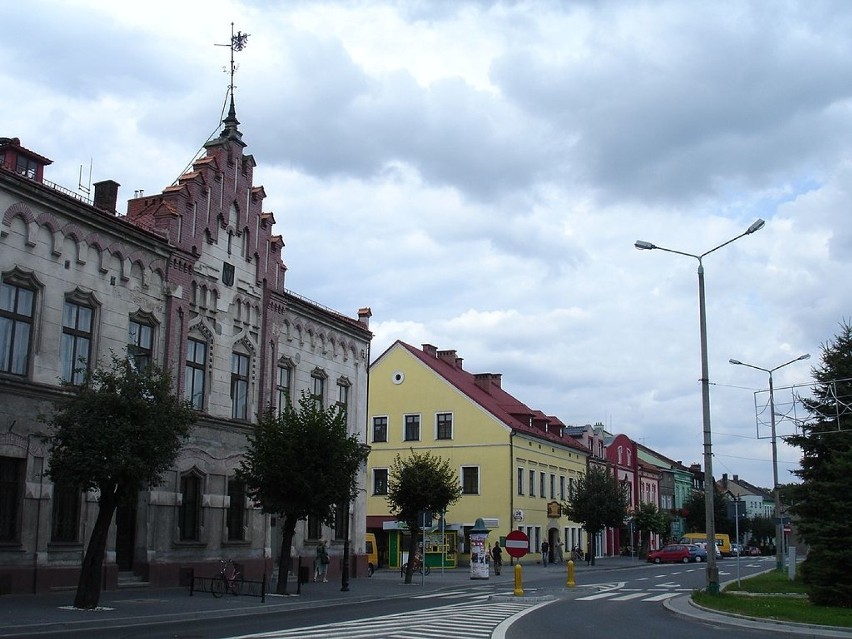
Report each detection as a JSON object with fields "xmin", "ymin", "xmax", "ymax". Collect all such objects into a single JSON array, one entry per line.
[{"xmin": 647, "ymin": 544, "xmax": 693, "ymax": 564}]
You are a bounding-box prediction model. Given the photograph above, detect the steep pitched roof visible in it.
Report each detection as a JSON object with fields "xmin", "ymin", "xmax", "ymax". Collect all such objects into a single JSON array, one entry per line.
[{"xmin": 390, "ymin": 340, "xmax": 589, "ymax": 454}]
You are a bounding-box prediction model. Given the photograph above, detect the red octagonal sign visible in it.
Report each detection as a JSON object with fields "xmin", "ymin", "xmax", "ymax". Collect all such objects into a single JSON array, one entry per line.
[{"xmin": 504, "ymin": 529, "xmax": 529, "ymax": 558}]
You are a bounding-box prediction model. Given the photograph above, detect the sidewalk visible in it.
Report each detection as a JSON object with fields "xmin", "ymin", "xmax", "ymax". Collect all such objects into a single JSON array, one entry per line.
[{"xmin": 0, "ymin": 557, "xmax": 843, "ymax": 638}]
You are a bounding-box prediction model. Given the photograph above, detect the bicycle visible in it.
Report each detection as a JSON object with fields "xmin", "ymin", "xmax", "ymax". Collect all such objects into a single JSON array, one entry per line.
[
  {"xmin": 211, "ymin": 559, "xmax": 244, "ymax": 597},
  {"xmin": 400, "ymin": 558, "xmax": 431, "ymax": 576}
]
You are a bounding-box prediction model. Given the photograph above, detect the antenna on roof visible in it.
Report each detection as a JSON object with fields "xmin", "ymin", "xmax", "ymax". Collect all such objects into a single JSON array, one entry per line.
[{"xmin": 78, "ymin": 159, "xmax": 92, "ymax": 197}]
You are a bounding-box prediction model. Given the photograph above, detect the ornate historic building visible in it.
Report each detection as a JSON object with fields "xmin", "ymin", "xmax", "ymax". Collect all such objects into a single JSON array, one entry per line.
[{"xmin": 0, "ymin": 100, "xmax": 371, "ymax": 594}]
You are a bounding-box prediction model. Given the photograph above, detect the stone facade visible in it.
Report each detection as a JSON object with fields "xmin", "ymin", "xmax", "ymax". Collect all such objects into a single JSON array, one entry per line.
[{"xmin": 0, "ymin": 106, "xmax": 371, "ymax": 594}]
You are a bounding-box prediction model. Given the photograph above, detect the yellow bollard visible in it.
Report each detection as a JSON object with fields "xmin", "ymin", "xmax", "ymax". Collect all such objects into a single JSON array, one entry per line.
[
  {"xmin": 566, "ymin": 558, "xmax": 575, "ymax": 588},
  {"xmin": 513, "ymin": 562, "xmax": 524, "ymax": 596}
]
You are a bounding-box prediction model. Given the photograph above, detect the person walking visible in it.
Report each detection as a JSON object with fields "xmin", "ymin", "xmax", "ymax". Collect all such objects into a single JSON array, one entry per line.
[
  {"xmin": 555, "ymin": 540, "xmax": 564, "ymax": 564},
  {"xmin": 541, "ymin": 540, "xmax": 549, "ymax": 567},
  {"xmin": 313, "ymin": 540, "xmax": 330, "ymax": 582},
  {"xmin": 491, "ymin": 541, "xmax": 503, "ymax": 575}
]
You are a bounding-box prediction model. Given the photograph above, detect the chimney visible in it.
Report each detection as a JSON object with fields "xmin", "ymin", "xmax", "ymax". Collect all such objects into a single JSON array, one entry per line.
[
  {"xmin": 437, "ymin": 349, "xmax": 462, "ymax": 369},
  {"xmin": 733, "ymin": 474, "xmax": 739, "ymax": 483},
  {"xmin": 357, "ymin": 307, "xmax": 372, "ymax": 328},
  {"xmin": 93, "ymin": 180, "xmax": 120, "ymax": 214},
  {"xmin": 422, "ymin": 344, "xmax": 438, "ymax": 357},
  {"xmin": 474, "ymin": 373, "xmax": 496, "ymax": 394}
]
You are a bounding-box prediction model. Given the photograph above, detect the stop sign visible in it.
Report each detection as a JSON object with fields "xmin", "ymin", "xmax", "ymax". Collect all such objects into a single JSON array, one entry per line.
[{"xmin": 504, "ymin": 530, "xmax": 529, "ymax": 558}]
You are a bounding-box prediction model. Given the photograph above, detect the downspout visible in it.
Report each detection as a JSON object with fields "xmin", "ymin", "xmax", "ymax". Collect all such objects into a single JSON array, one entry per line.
[{"xmin": 509, "ymin": 430, "xmax": 515, "ymax": 564}]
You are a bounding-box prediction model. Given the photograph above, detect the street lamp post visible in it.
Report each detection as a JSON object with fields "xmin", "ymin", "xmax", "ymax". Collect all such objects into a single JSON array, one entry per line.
[
  {"xmin": 635, "ymin": 218, "xmax": 765, "ymax": 594},
  {"xmin": 728, "ymin": 353, "xmax": 810, "ymax": 572}
]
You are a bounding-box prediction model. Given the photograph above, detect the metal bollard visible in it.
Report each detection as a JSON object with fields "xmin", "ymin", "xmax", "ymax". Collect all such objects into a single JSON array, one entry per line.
[
  {"xmin": 566, "ymin": 558, "xmax": 575, "ymax": 588},
  {"xmin": 513, "ymin": 563, "xmax": 524, "ymax": 596}
]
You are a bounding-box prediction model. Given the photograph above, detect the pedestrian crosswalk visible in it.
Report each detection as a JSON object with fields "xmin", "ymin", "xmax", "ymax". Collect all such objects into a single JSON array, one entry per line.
[{"xmin": 225, "ymin": 599, "xmax": 549, "ymax": 639}]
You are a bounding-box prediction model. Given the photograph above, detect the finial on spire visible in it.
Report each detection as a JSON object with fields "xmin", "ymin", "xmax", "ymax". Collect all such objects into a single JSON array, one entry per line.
[{"xmin": 215, "ymin": 23, "xmax": 249, "ymax": 140}]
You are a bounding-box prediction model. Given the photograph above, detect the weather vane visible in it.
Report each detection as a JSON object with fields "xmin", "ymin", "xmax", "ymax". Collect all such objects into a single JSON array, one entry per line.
[{"xmin": 215, "ymin": 23, "xmax": 249, "ymax": 100}]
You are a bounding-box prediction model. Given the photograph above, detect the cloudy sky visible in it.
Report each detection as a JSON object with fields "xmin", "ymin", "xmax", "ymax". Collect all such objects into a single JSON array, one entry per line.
[{"xmin": 5, "ymin": 0, "xmax": 850, "ymax": 490}]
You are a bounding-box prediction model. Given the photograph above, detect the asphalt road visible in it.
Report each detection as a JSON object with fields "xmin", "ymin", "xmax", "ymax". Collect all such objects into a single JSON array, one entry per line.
[{"xmin": 35, "ymin": 557, "xmax": 784, "ymax": 639}]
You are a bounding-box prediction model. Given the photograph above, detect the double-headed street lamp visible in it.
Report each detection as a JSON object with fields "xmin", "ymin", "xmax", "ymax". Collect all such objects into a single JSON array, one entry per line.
[
  {"xmin": 729, "ymin": 353, "xmax": 810, "ymax": 572},
  {"xmin": 635, "ymin": 218, "xmax": 765, "ymax": 594}
]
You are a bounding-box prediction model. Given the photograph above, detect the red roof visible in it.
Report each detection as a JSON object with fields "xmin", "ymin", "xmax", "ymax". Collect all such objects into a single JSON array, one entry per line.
[{"xmin": 392, "ymin": 341, "xmax": 589, "ymax": 454}]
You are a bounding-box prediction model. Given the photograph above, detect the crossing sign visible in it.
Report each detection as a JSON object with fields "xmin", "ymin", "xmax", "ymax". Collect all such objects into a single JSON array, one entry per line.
[{"xmin": 504, "ymin": 530, "xmax": 529, "ymax": 558}]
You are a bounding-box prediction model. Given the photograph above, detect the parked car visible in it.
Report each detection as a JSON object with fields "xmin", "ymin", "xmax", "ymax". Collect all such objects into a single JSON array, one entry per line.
[
  {"xmin": 647, "ymin": 544, "xmax": 693, "ymax": 564},
  {"xmin": 746, "ymin": 545, "xmax": 761, "ymax": 556},
  {"xmin": 692, "ymin": 541, "xmax": 722, "ymax": 559},
  {"xmin": 687, "ymin": 544, "xmax": 707, "ymax": 562},
  {"xmin": 730, "ymin": 543, "xmax": 743, "ymax": 556}
]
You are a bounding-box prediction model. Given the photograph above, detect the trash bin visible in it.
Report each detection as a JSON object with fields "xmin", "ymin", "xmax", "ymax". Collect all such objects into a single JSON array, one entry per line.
[{"xmin": 298, "ymin": 566, "xmax": 310, "ymax": 584}]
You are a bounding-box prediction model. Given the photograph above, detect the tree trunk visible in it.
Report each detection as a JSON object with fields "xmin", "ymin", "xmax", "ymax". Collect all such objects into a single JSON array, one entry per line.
[
  {"xmin": 74, "ymin": 487, "xmax": 118, "ymax": 609},
  {"xmin": 275, "ymin": 513, "xmax": 298, "ymax": 595},
  {"xmin": 403, "ymin": 527, "xmax": 419, "ymax": 584}
]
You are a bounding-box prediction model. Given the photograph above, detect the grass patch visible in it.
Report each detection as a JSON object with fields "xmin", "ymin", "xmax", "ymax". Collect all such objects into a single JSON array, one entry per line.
[{"xmin": 692, "ymin": 569, "xmax": 852, "ymax": 628}]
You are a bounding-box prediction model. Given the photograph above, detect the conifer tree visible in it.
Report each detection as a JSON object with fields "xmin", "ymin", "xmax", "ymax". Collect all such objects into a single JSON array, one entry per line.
[{"xmin": 785, "ymin": 321, "xmax": 852, "ymax": 607}]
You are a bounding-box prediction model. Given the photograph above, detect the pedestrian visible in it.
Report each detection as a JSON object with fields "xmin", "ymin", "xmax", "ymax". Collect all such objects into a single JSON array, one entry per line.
[
  {"xmin": 314, "ymin": 539, "xmax": 330, "ymax": 582},
  {"xmin": 491, "ymin": 541, "xmax": 503, "ymax": 575},
  {"xmin": 555, "ymin": 540, "xmax": 564, "ymax": 564},
  {"xmin": 541, "ymin": 540, "xmax": 549, "ymax": 566}
]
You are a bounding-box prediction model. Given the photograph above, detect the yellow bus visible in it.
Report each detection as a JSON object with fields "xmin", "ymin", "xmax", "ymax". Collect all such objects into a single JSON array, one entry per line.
[{"xmin": 679, "ymin": 533, "xmax": 732, "ymax": 556}]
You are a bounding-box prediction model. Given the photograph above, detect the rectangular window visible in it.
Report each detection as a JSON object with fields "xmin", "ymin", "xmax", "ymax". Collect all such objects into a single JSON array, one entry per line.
[
  {"xmin": 333, "ymin": 504, "xmax": 346, "ymax": 540},
  {"xmin": 226, "ymin": 479, "xmax": 246, "ymax": 542},
  {"xmin": 436, "ymin": 413, "xmax": 452, "ymax": 440},
  {"xmin": 128, "ymin": 319, "xmax": 153, "ymax": 370},
  {"xmin": 373, "ymin": 468, "xmax": 388, "ymax": 495},
  {"xmin": 372, "ymin": 417, "xmax": 388, "ymax": 443},
  {"xmin": 179, "ymin": 474, "xmax": 201, "ymax": 541},
  {"xmin": 185, "ymin": 338, "xmax": 206, "ymax": 410},
  {"xmin": 0, "ymin": 456, "xmax": 24, "ymax": 543},
  {"xmin": 15, "ymin": 155, "xmax": 37, "ymax": 179},
  {"xmin": 559, "ymin": 476, "xmax": 566, "ymax": 501},
  {"xmin": 61, "ymin": 301, "xmax": 93, "ymax": 384},
  {"xmin": 517, "ymin": 468, "xmax": 524, "ymax": 496},
  {"xmin": 529, "ymin": 470, "xmax": 536, "ymax": 497},
  {"xmin": 276, "ymin": 364, "xmax": 291, "ymax": 415},
  {"xmin": 550, "ymin": 474, "xmax": 556, "ymax": 499},
  {"xmin": 404, "ymin": 415, "xmax": 420, "ymax": 441},
  {"xmin": 307, "ymin": 515, "xmax": 322, "ymax": 540},
  {"xmin": 540, "ymin": 472, "xmax": 546, "ymax": 499},
  {"xmin": 337, "ymin": 382, "xmax": 349, "ymax": 422},
  {"xmin": 231, "ymin": 352, "xmax": 249, "ymax": 420},
  {"xmin": 461, "ymin": 466, "xmax": 479, "ymax": 495},
  {"xmin": 312, "ymin": 374, "xmax": 325, "ymax": 408},
  {"xmin": 51, "ymin": 482, "xmax": 80, "ymax": 543},
  {"xmin": 0, "ymin": 282, "xmax": 34, "ymax": 375}
]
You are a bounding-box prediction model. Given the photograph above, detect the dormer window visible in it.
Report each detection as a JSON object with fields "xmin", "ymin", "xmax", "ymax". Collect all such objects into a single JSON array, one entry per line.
[{"xmin": 15, "ymin": 155, "xmax": 37, "ymax": 179}]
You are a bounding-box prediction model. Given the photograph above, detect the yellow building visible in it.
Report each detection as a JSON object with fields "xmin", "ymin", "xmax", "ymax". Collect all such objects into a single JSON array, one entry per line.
[{"xmin": 366, "ymin": 342, "xmax": 590, "ymax": 569}]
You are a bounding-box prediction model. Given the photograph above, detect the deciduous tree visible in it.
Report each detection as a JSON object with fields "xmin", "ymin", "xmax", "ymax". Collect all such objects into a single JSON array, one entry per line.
[
  {"xmin": 386, "ymin": 451, "xmax": 462, "ymax": 584},
  {"xmin": 43, "ymin": 357, "xmax": 195, "ymax": 609},
  {"xmin": 563, "ymin": 466, "xmax": 629, "ymax": 565},
  {"xmin": 237, "ymin": 392, "xmax": 369, "ymax": 594}
]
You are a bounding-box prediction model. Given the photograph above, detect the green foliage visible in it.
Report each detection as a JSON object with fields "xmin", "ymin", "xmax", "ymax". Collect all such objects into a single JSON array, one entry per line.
[
  {"xmin": 386, "ymin": 450, "xmax": 462, "ymax": 584},
  {"xmin": 633, "ymin": 502, "xmax": 669, "ymax": 553},
  {"xmin": 44, "ymin": 356, "xmax": 196, "ymax": 500},
  {"xmin": 238, "ymin": 392, "xmax": 369, "ymax": 523},
  {"xmin": 237, "ymin": 391, "xmax": 369, "ymax": 594},
  {"xmin": 785, "ymin": 320, "xmax": 852, "ymax": 608},
  {"xmin": 42, "ymin": 356, "xmax": 196, "ymax": 608},
  {"xmin": 694, "ymin": 570, "xmax": 852, "ymax": 626},
  {"xmin": 563, "ymin": 466, "xmax": 629, "ymax": 536},
  {"xmin": 386, "ymin": 450, "xmax": 462, "ymax": 531},
  {"xmin": 682, "ymin": 486, "xmax": 731, "ymax": 534}
]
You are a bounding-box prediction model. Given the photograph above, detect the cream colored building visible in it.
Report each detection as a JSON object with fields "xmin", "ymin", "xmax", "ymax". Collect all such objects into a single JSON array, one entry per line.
[{"xmin": 366, "ymin": 341, "xmax": 589, "ymax": 568}]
